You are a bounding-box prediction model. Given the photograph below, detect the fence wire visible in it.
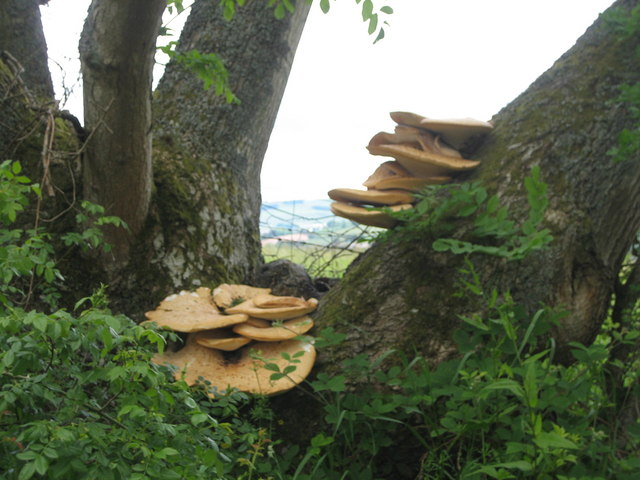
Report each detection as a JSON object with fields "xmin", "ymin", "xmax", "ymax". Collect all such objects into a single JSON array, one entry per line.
[{"xmin": 260, "ymin": 202, "xmax": 375, "ymax": 278}]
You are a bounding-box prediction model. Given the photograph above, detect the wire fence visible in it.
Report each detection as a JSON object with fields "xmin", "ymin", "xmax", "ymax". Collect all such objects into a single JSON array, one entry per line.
[{"xmin": 260, "ymin": 201, "xmax": 376, "ymax": 278}]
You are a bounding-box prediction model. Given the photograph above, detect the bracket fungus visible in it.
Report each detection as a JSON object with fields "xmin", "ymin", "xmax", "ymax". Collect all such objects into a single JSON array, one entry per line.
[
  {"xmin": 225, "ymin": 294, "xmax": 319, "ymax": 320},
  {"xmin": 142, "ymin": 288, "xmax": 249, "ymax": 332},
  {"xmin": 212, "ymin": 283, "xmax": 272, "ymax": 309},
  {"xmin": 145, "ymin": 285, "xmax": 319, "ymax": 396},
  {"xmin": 328, "ymin": 111, "xmax": 492, "ymax": 228},
  {"xmin": 153, "ymin": 335, "xmax": 316, "ymax": 396}
]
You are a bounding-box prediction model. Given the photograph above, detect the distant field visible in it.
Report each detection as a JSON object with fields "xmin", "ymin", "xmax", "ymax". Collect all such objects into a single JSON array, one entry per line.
[{"xmin": 262, "ymin": 242, "xmax": 360, "ymax": 278}]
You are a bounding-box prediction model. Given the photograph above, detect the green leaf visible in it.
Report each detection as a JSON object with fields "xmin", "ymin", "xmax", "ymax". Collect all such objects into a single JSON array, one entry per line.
[
  {"xmin": 42, "ymin": 447, "xmax": 59, "ymax": 460},
  {"xmin": 523, "ymin": 361, "xmax": 538, "ymax": 408},
  {"xmin": 274, "ymin": 3, "xmax": 285, "ymax": 19},
  {"xmin": 380, "ymin": 6, "xmax": 393, "ymax": 14},
  {"xmin": 362, "ymin": 0, "xmax": 373, "ymax": 20},
  {"xmin": 16, "ymin": 451, "xmax": 38, "ymax": 461},
  {"xmin": 282, "ymin": 365, "xmax": 297, "ymax": 375},
  {"xmin": 310, "ymin": 433, "xmax": 334, "ymax": 448},
  {"xmin": 156, "ymin": 447, "xmax": 180, "ymax": 459},
  {"xmin": 33, "ymin": 454, "xmax": 48, "ymax": 475},
  {"xmin": 18, "ymin": 462, "xmax": 36, "ymax": 480},
  {"xmin": 374, "ymin": 27, "xmax": 385, "ymax": 43},
  {"xmin": 367, "ymin": 13, "xmax": 378, "ymax": 35},
  {"xmin": 319, "ymin": 0, "xmax": 330, "ymax": 14},
  {"xmin": 191, "ymin": 412, "xmax": 208, "ymax": 426},
  {"xmin": 534, "ymin": 431, "xmax": 578, "ymax": 450},
  {"xmin": 458, "ymin": 204, "xmax": 478, "ymax": 217},
  {"xmin": 461, "ymin": 314, "xmax": 489, "ymax": 331},
  {"xmin": 263, "ymin": 362, "xmax": 281, "ymax": 372},
  {"xmin": 480, "ymin": 379, "xmax": 524, "ymax": 398}
]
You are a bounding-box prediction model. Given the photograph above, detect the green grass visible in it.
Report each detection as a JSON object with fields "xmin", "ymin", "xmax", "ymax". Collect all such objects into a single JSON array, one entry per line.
[{"xmin": 262, "ymin": 242, "xmax": 360, "ymax": 278}]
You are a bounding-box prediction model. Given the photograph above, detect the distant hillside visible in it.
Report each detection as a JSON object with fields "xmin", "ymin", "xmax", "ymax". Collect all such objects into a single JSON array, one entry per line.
[{"xmin": 261, "ymin": 199, "xmax": 348, "ymax": 235}]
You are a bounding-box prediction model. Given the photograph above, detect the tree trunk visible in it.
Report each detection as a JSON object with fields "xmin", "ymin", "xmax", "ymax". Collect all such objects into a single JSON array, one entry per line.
[
  {"xmin": 79, "ymin": 0, "xmax": 166, "ymax": 266},
  {"xmin": 0, "ymin": 0, "xmax": 53, "ymax": 100},
  {"xmin": 268, "ymin": 1, "xmax": 640, "ymax": 471},
  {"xmin": 113, "ymin": 0, "xmax": 310, "ymax": 311},
  {"xmin": 0, "ymin": 1, "xmax": 79, "ymax": 241},
  {"xmin": 0, "ymin": 0, "xmax": 54, "ymax": 164},
  {"xmin": 313, "ymin": 0, "xmax": 640, "ymax": 368},
  {"xmin": 1, "ymin": 0, "xmax": 310, "ymax": 314}
]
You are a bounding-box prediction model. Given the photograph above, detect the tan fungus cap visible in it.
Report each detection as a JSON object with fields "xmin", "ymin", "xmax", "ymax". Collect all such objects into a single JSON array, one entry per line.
[
  {"xmin": 212, "ymin": 283, "xmax": 272, "ymax": 310},
  {"xmin": 328, "ymin": 188, "xmax": 414, "ymax": 206},
  {"xmin": 246, "ymin": 317, "xmax": 272, "ymax": 328},
  {"xmin": 153, "ymin": 335, "xmax": 316, "ymax": 396},
  {"xmin": 193, "ymin": 328, "xmax": 253, "ymax": 351},
  {"xmin": 362, "ymin": 161, "xmax": 412, "ymax": 188},
  {"xmin": 225, "ymin": 296, "xmax": 319, "ymax": 320},
  {"xmin": 233, "ymin": 316, "xmax": 314, "ymax": 342},
  {"xmin": 419, "ymin": 117, "xmax": 493, "ymax": 148},
  {"xmin": 372, "ymin": 175, "xmax": 450, "ymax": 192},
  {"xmin": 330, "ymin": 201, "xmax": 412, "ymax": 229},
  {"xmin": 252, "ymin": 294, "xmax": 307, "ymax": 308},
  {"xmin": 367, "ymin": 143, "xmax": 480, "ymax": 177},
  {"xmin": 143, "ymin": 290, "xmax": 249, "ymax": 332},
  {"xmin": 389, "ymin": 111, "xmax": 427, "ymax": 128}
]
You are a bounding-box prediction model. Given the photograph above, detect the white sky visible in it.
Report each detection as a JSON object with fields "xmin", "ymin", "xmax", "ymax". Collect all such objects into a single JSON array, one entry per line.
[{"xmin": 40, "ymin": 0, "xmax": 615, "ymax": 202}]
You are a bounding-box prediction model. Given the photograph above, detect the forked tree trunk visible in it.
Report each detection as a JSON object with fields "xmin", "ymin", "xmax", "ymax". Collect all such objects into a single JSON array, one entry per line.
[
  {"xmin": 119, "ymin": 0, "xmax": 311, "ymax": 309},
  {"xmin": 2, "ymin": 1, "xmax": 311, "ymax": 314}
]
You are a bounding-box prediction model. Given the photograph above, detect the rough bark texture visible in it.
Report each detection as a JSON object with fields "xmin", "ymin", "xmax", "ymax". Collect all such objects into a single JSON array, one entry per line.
[
  {"xmin": 0, "ymin": 0, "xmax": 54, "ymax": 163},
  {"xmin": 313, "ymin": 0, "xmax": 640, "ymax": 370},
  {"xmin": 79, "ymin": 0, "xmax": 166, "ymax": 265},
  {"xmin": 0, "ymin": 3, "xmax": 79, "ymax": 243},
  {"xmin": 0, "ymin": 0, "xmax": 53, "ymax": 99},
  {"xmin": 116, "ymin": 0, "xmax": 311, "ymax": 314},
  {"xmin": 268, "ymin": 2, "xmax": 640, "ymax": 473},
  {"xmin": 1, "ymin": 0, "xmax": 310, "ymax": 315}
]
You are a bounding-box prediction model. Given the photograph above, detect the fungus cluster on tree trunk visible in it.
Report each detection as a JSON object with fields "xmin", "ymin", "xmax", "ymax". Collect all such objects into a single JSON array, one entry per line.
[
  {"xmin": 144, "ymin": 285, "xmax": 317, "ymax": 396},
  {"xmin": 329, "ymin": 111, "xmax": 493, "ymax": 228}
]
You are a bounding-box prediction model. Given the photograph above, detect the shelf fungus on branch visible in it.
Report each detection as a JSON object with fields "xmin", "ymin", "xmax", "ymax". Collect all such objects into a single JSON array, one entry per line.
[
  {"xmin": 144, "ymin": 285, "xmax": 319, "ymax": 396},
  {"xmin": 327, "ymin": 111, "xmax": 492, "ymax": 228},
  {"xmin": 153, "ymin": 335, "xmax": 316, "ymax": 396},
  {"xmin": 225, "ymin": 294, "xmax": 319, "ymax": 320},
  {"xmin": 142, "ymin": 287, "xmax": 249, "ymax": 332},
  {"xmin": 330, "ymin": 202, "xmax": 413, "ymax": 229}
]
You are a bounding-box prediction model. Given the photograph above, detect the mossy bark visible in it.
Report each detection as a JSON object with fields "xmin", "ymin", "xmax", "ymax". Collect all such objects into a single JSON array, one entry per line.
[
  {"xmin": 1, "ymin": 2, "xmax": 310, "ymax": 316},
  {"xmin": 271, "ymin": 1, "xmax": 640, "ymax": 472},
  {"xmin": 79, "ymin": 0, "xmax": 166, "ymax": 265},
  {"xmin": 106, "ymin": 0, "xmax": 311, "ymax": 316},
  {"xmin": 313, "ymin": 0, "xmax": 640, "ymax": 368},
  {"xmin": 0, "ymin": 0, "xmax": 53, "ymax": 99}
]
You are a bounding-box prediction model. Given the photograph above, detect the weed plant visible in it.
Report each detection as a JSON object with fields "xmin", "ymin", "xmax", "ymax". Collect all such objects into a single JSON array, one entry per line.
[
  {"xmin": 254, "ymin": 256, "xmax": 640, "ymax": 479},
  {"xmin": 2, "ymin": 118, "xmax": 640, "ymax": 480},
  {"xmin": 0, "ymin": 161, "xmax": 275, "ymax": 479}
]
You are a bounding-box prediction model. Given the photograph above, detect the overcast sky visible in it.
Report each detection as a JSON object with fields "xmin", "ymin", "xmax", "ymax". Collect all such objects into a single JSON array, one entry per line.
[{"xmin": 40, "ymin": 0, "xmax": 615, "ymax": 202}]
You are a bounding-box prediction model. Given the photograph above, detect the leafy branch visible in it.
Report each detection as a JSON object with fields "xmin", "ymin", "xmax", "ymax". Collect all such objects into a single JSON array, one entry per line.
[
  {"xmin": 379, "ymin": 166, "xmax": 553, "ymax": 260},
  {"xmin": 319, "ymin": 0, "xmax": 394, "ymax": 43}
]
